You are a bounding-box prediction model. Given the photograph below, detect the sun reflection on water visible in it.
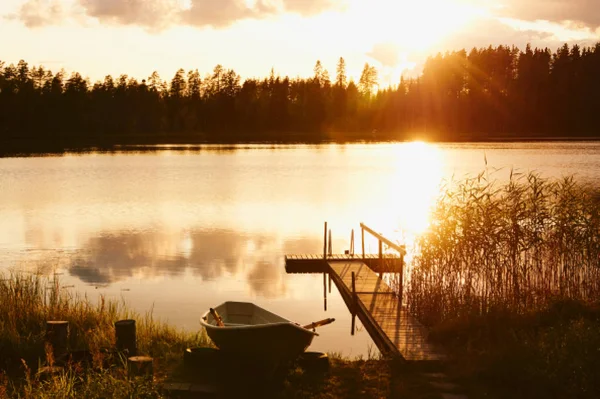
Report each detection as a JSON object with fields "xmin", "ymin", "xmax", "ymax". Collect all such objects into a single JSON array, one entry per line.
[{"xmin": 365, "ymin": 142, "xmax": 443, "ymax": 247}]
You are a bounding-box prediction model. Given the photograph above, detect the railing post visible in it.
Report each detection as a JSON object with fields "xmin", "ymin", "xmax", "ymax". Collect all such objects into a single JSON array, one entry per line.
[
  {"xmin": 328, "ymin": 229, "xmax": 332, "ymax": 256},
  {"xmin": 361, "ymin": 227, "xmax": 365, "ymax": 260},
  {"xmin": 350, "ymin": 229, "xmax": 354, "ymax": 257},
  {"xmin": 378, "ymin": 240, "xmax": 383, "ymax": 260},
  {"xmin": 323, "ymin": 222, "xmax": 328, "ymax": 260}
]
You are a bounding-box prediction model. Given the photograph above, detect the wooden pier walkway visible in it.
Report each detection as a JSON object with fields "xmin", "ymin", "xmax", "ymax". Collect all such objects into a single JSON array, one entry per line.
[
  {"xmin": 284, "ymin": 223, "xmax": 446, "ymax": 363},
  {"xmin": 328, "ymin": 260, "xmax": 445, "ymax": 362}
]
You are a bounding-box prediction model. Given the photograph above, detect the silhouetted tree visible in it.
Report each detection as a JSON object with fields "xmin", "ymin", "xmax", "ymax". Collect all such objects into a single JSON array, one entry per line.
[{"xmin": 2, "ymin": 43, "xmax": 600, "ymax": 149}]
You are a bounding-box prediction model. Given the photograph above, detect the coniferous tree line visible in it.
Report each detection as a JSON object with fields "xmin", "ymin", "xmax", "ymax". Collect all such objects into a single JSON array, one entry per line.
[{"xmin": 1, "ymin": 43, "xmax": 599, "ymax": 145}]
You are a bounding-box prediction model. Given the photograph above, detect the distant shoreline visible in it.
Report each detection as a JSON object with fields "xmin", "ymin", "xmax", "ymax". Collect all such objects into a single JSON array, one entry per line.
[{"xmin": 2, "ymin": 135, "xmax": 599, "ymax": 157}]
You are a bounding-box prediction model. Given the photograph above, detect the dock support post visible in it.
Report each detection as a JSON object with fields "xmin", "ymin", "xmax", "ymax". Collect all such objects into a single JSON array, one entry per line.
[
  {"xmin": 115, "ymin": 320, "xmax": 137, "ymax": 356},
  {"xmin": 127, "ymin": 356, "xmax": 153, "ymax": 380},
  {"xmin": 351, "ymin": 271, "xmax": 357, "ymax": 336},
  {"xmin": 328, "ymin": 229, "xmax": 332, "ymax": 256},
  {"xmin": 323, "ymin": 222, "xmax": 328, "ymax": 260},
  {"xmin": 399, "ymin": 260, "xmax": 404, "ymax": 309},
  {"xmin": 46, "ymin": 321, "xmax": 69, "ymax": 360},
  {"xmin": 378, "ymin": 240, "xmax": 383, "ymax": 261},
  {"xmin": 328, "ymin": 273, "xmax": 331, "ymax": 294},
  {"xmin": 323, "ymin": 272, "xmax": 327, "ymax": 311},
  {"xmin": 351, "ymin": 271, "xmax": 357, "ymax": 312}
]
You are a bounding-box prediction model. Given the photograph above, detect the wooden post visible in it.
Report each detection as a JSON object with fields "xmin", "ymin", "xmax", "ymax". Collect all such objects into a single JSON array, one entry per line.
[
  {"xmin": 323, "ymin": 222, "xmax": 328, "ymax": 260},
  {"xmin": 361, "ymin": 227, "xmax": 365, "ymax": 260},
  {"xmin": 328, "ymin": 229, "xmax": 332, "ymax": 256},
  {"xmin": 127, "ymin": 356, "xmax": 153, "ymax": 380},
  {"xmin": 351, "ymin": 313, "xmax": 356, "ymax": 336},
  {"xmin": 399, "ymin": 260, "xmax": 404, "ymax": 309},
  {"xmin": 328, "ymin": 273, "xmax": 332, "ymax": 294},
  {"xmin": 115, "ymin": 320, "xmax": 137, "ymax": 356},
  {"xmin": 350, "ymin": 229, "xmax": 354, "ymax": 257},
  {"xmin": 378, "ymin": 240, "xmax": 383, "ymax": 260},
  {"xmin": 323, "ymin": 272, "xmax": 327, "ymax": 311},
  {"xmin": 351, "ymin": 272, "xmax": 357, "ymax": 314},
  {"xmin": 46, "ymin": 321, "xmax": 69, "ymax": 360}
]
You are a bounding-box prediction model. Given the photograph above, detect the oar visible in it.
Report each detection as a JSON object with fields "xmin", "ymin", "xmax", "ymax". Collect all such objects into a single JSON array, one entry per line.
[
  {"xmin": 209, "ymin": 308, "xmax": 225, "ymax": 327},
  {"xmin": 302, "ymin": 318, "xmax": 335, "ymax": 330}
]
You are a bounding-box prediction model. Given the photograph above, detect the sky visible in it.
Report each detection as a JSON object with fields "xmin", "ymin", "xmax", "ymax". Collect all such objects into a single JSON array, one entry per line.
[{"xmin": 1, "ymin": 0, "xmax": 600, "ymax": 85}]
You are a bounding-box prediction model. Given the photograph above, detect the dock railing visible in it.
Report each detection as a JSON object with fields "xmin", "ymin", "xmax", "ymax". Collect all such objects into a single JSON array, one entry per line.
[{"xmin": 359, "ymin": 223, "xmax": 407, "ymax": 307}]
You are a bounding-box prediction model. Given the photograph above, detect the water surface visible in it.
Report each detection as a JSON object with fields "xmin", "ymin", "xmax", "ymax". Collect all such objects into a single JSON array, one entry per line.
[{"xmin": 1, "ymin": 142, "xmax": 599, "ymax": 357}]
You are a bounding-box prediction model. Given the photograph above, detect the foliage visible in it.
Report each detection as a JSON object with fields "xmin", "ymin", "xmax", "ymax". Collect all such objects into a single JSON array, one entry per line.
[{"xmin": 2, "ymin": 43, "xmax": 600, "ymax": 148}]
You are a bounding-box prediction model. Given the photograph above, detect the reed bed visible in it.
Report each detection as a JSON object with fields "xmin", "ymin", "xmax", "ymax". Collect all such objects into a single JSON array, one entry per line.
[{"xmin": 405, "ymin": 172, "xmax": 600, "ymax": 326}]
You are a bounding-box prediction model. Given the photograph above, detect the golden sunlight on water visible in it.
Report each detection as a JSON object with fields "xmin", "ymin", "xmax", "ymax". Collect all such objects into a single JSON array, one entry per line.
[
  {"xmin": 384, "ymin": 141, "xmax": 443, "ymax": 236},
  {"xmin": 1, "ymin": 142, "xmax": 600, "ymax": 357}
]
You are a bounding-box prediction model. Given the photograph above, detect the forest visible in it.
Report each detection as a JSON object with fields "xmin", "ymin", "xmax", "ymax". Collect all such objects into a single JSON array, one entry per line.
[{"xmin": 1, "ymin": 42, "xmax": 599, "ymax": 146}]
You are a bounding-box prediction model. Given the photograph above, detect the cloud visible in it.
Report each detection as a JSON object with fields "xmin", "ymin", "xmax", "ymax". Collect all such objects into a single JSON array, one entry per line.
[
  {"xmin": 182, "ymin": 0, "xmax": 277, "ymax": 28},
  {"xmin": 282, "ymin": 0, "xmax": 340, "ymax": 15},
  {"xmin": 9, "ymin": 0, "xmax": 65, "ymax": 28},
  {"xmin": 367, "ymin": 42, "xmax": 400, "ymax": 67},
  {"xmin": 8, "ymin": 0, "xmax": 341, "ymax": 29},
  {"xmin": 78, "ymin": 0, "xmax": 180, "ymax": 29},
  {"xmin": 499, "ymin": 0, "xmax": 600, "ymax": 29},
  {"xmin": 437, "ymin": 17, "xmax": 556, "ymax": 51}
]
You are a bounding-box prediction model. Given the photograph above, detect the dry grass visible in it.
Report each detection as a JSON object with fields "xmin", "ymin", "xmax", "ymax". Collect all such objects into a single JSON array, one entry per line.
[{"xmin": 0, "ymin": 273, "xmax": 208, "ymax": 398}]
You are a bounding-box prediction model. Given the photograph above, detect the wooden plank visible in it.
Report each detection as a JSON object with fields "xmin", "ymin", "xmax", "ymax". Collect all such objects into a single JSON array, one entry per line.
[{"xmin": 328, "ymin": 260, "xmax": 445, "ymax": 362}]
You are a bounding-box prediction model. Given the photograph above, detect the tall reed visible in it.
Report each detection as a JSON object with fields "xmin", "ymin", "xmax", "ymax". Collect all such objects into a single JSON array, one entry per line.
[{"xmin": 405, "ymin": 172, "xmax": 600, "ymax": 326}]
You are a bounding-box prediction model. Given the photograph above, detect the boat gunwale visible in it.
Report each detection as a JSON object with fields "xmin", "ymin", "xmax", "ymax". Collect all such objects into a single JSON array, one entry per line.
[{"xmin": 199, "ymin": 302, "xmax": 319, "ymax": 336}]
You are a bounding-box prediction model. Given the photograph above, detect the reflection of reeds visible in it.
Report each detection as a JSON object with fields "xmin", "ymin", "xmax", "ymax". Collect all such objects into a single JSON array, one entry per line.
[{"xmin": 406, "ymin": 173, "xmax": 600, "ymax": 326}]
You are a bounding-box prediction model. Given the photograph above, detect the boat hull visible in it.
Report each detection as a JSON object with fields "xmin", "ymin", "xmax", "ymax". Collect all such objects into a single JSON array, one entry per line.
[{"xmin": 200, "ymin": 302, "xmax": 316, "ymax": 361}]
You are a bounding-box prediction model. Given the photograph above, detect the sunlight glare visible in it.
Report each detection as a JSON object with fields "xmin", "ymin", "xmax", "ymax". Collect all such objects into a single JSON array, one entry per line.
[
  {"xmin": 372, "ymin": 142, "xmax": 443, "ymax": 239},
  {"xmin": 345, "ymin": 0, "xmax": 488, "ymax": 51}
]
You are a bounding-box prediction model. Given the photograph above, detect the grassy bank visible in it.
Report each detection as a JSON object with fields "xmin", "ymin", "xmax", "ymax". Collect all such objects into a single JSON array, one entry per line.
[
  {"xmin": 0, "ymin": 274, "xmax": 394, "ymax": 398},
  {"xmin": 406, "ymin": 173, "xmax": 600, "ymax": 398}
]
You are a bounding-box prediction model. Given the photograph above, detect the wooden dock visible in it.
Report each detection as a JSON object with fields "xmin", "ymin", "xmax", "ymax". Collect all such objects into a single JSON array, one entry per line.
[
  {"xmin": 285, "ymin": 253, "xmax": 403, "ymax": 274},
  {"xmin": 284, "ymin": 222, "xmax": 446, "ymax": 363},
  {"xmin": 328, "ymin": 260, "xmax": 445, "ymax": 362}
]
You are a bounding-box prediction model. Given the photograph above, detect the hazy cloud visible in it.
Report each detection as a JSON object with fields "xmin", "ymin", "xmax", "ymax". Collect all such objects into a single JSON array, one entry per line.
[
  {"xmin": 9, "ymin": 0, "xmax": 342, "ymax": 29},
  {"xmin": 182, "ymin": 0, "xmax": 277, "ymax": 28},
  {"xmin": 282, "ymin": 0, "xmax": 340, "ymax": 15},
  {"xmin": 78, "ymin": 0, "xmax": 180, "ymax": 29},
  {"xmin": 367, "ymin": 42, "xmax": 401, "ymax": 67},
  {"xmin": 437, "ymin": 18, "xmax": 555, "ymax": 51},
  {"xmin": 10, "ymin": 0, "xmax": 65, "ymax": 28},
  {"xmin": 500, "ymin": 0, "xmax": 600, "ymax": 28}
]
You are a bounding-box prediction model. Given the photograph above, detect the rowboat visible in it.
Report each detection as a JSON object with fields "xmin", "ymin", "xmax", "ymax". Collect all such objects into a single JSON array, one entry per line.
[{"xmin": 200, "ymin": 301, "xmax": 334, "ymax": 361}]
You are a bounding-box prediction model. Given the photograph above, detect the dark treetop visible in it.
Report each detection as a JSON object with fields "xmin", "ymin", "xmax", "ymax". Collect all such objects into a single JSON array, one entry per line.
[{"xmin": 1, "ymin": 43, "xmax": 600, "ymax": 151}]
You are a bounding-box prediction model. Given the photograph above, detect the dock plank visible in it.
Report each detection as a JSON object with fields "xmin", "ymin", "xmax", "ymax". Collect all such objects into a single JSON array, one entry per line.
[{"xmin": 328, "ymin": 261, "xmax": 445, "ymax": 362}]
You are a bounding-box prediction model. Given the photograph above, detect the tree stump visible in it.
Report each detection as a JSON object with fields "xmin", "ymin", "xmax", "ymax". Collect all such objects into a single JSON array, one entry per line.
[
  {"xmin": 127, "ymin": 356, "xmax": 153, "ymax": 380},
  {"xmin": 115, "ymin": 319, "xmax": 137, "ymax": 356},
  {"xmin": 45, "ymin": 321, "xmax": 69, "ymax": 360}
]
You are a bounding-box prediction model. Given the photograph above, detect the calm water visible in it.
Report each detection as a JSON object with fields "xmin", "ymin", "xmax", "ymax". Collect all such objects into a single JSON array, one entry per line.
[{"xmin": 1, "ymin": 142, "xmax": 599, "ymax": 357}]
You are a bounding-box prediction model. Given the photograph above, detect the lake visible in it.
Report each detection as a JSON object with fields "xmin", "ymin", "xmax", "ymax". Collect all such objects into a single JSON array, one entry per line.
[{"xmin": 1, "ymin": 141, "xmax": 599, "ymax": 358}]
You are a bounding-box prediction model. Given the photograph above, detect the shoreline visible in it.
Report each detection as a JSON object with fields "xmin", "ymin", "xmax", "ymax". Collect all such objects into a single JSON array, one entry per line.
[{"xmin": 1, "ymin": 136, "xmax": 599, "ymax": 157}]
